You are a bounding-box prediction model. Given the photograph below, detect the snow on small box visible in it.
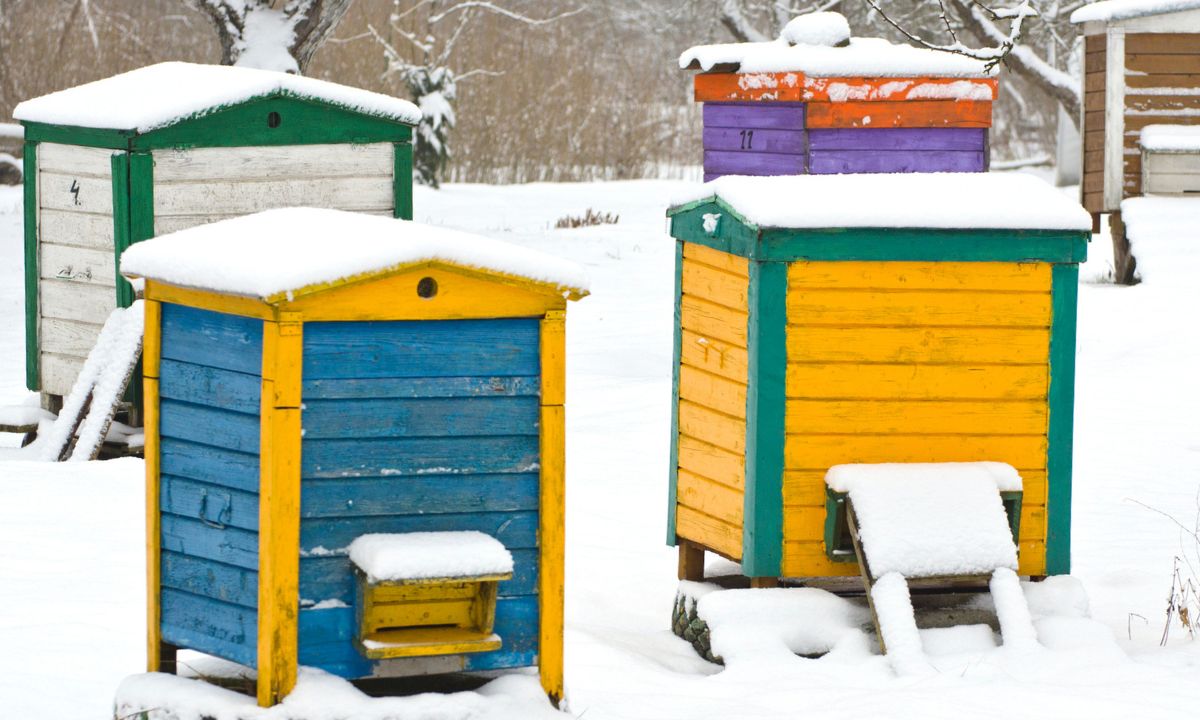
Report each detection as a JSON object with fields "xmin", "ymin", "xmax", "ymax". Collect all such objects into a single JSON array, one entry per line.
[
  {"xmin": 14, "ymin": 62, "xmax": 420, "ymax": 402},
  {"xmin": 665, "ymin": 173, "xmax": 1089, "ymax": 585},
  {"xmin": 1139, "ymin": 125, "xmax": 1200, "ymax": 196},
  {"xmin": 124, "ymin": 208, "xmax": 587, "ymax": 707},
  {"xmin": 679, "ymin": 12, "xmax": 997, "ymax": 181}
]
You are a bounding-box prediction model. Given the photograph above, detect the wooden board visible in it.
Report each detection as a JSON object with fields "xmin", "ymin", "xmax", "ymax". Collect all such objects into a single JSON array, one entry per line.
[
  {"xmin": 153, "ymin": 143, "xmax": 393, "ymax": 181},
  {"xmin": 805, "ymin": 100, "xmax": 992, "ymax": 129}
]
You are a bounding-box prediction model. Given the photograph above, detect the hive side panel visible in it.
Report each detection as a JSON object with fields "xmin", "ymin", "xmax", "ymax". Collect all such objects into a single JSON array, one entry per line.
[
  {"xmin": 296, "ymin": 318, "xmax": 543, "ymax": 678},
  {"xmin": 781, "ymin": 261, "xmax": 1053, "ymax": 578},
  {"xmin": 157, "ymin": 303, "xmax": 264, "ymax": 667},
  {"xmin": 673, "ymin": 243, "xmax": 750, "ymax": 561},
  {"xmin": 151, "ymin": 143, "xmax": 395, "ymax": 235},
  {"xmin": 1082, "ymin": 34, "xmax": 1107, "ymax": 213},
  {"xmin": 35, "ymin": 142, "xmax": 119, "ymax": 396},
  {"xmin": 1122, "ymin": 33, "xmax": 1200, "ymax": 200},
  {"xmin": 702, "ymin": 103, "xmax": 806, "ymax": 182},
  {"xmin": 1142, "ymin": 151, "xmax": 1200, "ymax": 194}
]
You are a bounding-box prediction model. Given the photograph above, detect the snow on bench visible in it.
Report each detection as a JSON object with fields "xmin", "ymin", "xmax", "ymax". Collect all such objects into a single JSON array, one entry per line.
[{"xmin": 348, "ymin": 531, "xmax": 514, "ymax": 584}]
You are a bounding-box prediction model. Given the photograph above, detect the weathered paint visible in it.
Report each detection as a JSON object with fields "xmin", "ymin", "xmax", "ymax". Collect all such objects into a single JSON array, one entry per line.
[
  {"xmin": 807, "ymin": 127, "xmax": 986, "ymax": 151},
  {"xmin": 23, "ymin": 142, "xmax": 37, "ymax": 391},
  {"xmin": 666, "ymin": 241, "xmax": 685, "ymax": 546},
  {"xmin": 692, "ymin": 72, "xmax": 997, "ymax": 104},
  {"xmin": 538, "ymin": 310, "xmax": 566, "ymax": 704},
  {"xmin": 144, "ymin": 300, "xmax": 163, "ymax": 671},
  {"xmin": 809, "ymin": 149, "xmax": 985, "ymax": 174},
  {"xmin": 1046, "ymin": 264, "xmax": 1079, "ymax": 575}
]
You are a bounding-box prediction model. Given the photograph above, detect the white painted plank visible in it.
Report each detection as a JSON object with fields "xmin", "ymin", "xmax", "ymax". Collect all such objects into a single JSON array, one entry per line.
[
  {"xmin": 1145, "ymin": 152, "xmax": 1200, "ymax": 174},
  {"xmin": 1104, "ymin": 27, "xmax": 1126, "ymax": 211},
  {"xmin": 41, "ymin": 352, "xmax": 85, "ymax": 398},
  {"xmin": 38, "ymin": 171, "xmax": 114, "ymax": 215},
  {"xmin": 153, "ymin": 176, "xmax": 394, "ymax": 216},
  {"xmin": 1145, "ymin": 172, "xmax": 1200, "ymax": 193},
  {"xmin": 152, "ymin": 209, "xmax": 393, "ymax": 236},
  {"xmin": 152, "ymin": 143, "xmax": 394, "ymax": 182},
  {"xmin": 39, "ymin": 209, "xmax": 115, "ymax": 251},
  {"xmin": 37, "ymin": 142, "xmax": 118, "ymax": 176},
  {"xmin": 40, "ymin": 243, "xmax": 116, "ymax": 287},
  {"xmin": 41, "ymin": 279, "xmax": 117, "ymax": 325},
  {"xmin": 41, "ymin": 317, "xmax": 105, "ymax": 358}
]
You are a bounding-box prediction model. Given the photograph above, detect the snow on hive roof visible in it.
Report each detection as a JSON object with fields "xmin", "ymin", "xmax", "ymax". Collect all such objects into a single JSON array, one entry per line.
[
  {"xmin": 13, "ymin": 62, "xmax": 421, "ymax": 132},
  {"xmin": 669, "ymin": 172, "xmax": 1093, "ymax": 232},
  {"xmin": 679, "ymin": 37, "xmax": 993, "ymax": 77},
  {"xmin": 1071, "ymin": 0, "xmax": 1200, "ymax": 23},
  {"xmin": 119, "ymin": 208, "xmax": 590, "ymax": 300},
  {"xmin": 825, "ymin": 463, "xmax": 1021, "ymax": 579},
  {"xmin": 1140, "ymin": 124, "xmax": 1200, "ymax": 152},
  {"xmin": 348, "ymin": 531, "xmax": 514, "ymax": 583}
]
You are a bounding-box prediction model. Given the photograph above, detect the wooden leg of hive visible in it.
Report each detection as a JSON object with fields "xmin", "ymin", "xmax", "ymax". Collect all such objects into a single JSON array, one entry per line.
[
  {"xmin": 749, "ymin": 576, "xmax": 780, "ymax": 589},
  {"xmin": 158, "ymin": 641, "xmax": 177, "ymax": 675},
  {"xmin": 1110, "ymin": 211, "xmax": 1137, "ymax": 285},
  {"xmin": 677, "ymin": 539, "xmax": 706, "ymax": 582}
]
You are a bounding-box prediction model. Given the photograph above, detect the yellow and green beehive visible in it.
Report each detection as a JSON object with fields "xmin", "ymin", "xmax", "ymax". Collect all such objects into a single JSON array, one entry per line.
[{"xmin": 664, "ymin": 173, "xmax": 1091, "ymax": 582}]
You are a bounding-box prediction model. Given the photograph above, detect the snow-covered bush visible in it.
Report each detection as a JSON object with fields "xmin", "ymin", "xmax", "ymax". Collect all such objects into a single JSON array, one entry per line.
[{"xmin": 405, "ymin": 66, "xmax": 457, "ymax": 189}]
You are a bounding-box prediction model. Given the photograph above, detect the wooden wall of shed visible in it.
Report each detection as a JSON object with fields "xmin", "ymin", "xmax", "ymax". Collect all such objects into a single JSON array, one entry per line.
[
  {"xmin": 1083, "ymin": 35, "xmax": 1107, "ymax": 213},
  {"xmin": 674, "ymin": 242, "xmax": 749, "ymax": 561},
  {"xmin": 1122, "ymin": 34, "xmax": 1200, "ymax": 199}
]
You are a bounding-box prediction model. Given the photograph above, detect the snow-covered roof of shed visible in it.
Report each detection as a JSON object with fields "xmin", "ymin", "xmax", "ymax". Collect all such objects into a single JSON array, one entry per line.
[
  {"xmin": 680, "ymin": 37, "xmax": 992, "ymax": 77},
  {"xmin": 1071, "ymin": 0, "xmax": 1200, "ymax": 23},
  {"xmin": 120, "ymin": 208, "xmax": 589, "ymax": 300},
  {"xmin": 669, "ymin": 173, "xmax": 1092, "ymax": 232},
  {"xmin": 14, "ymin": 62, "xmax": 421, "ymax": 132}
]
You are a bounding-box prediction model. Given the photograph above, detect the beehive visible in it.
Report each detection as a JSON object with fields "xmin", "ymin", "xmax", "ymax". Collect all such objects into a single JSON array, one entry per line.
[
  {"xmin": 14, "ymin": 62, "xmax": 420, "ymax": 401},
  {"xmin": 664, "ymin": 173, "xmax": 1091, "ymax": 583},
  {"xmin": 121, "ymin": 208, "xmax": 588, "ymax": 706}
]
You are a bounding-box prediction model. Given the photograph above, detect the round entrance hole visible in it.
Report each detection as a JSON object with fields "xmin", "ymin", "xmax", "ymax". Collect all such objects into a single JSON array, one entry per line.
[
  {"xmin": 267, "ymin": 111, "xmax": 282, "ymax": 128},
  {"xmin": 417, "ymin": 276, "xmax": 438, "ymax": 298}
]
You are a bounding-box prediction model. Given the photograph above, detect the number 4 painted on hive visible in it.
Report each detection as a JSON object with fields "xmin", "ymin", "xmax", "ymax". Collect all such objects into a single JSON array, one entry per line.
[{"xmin": 70, "ymin": 179, "xmax": 81, "ymax": 206}]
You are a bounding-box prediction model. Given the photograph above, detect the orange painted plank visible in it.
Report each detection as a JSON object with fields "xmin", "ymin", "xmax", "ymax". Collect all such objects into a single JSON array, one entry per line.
[
  {"xmin": 802, "ymin": 77, "xmax": 997, "ymax": 102},
  {"xmin": 806, "ymin": 100, "xmax": 993, "ymax": 129},
  {"xmin": 694, "ymin": 72, "xmax": 804, "ymax": 102}
]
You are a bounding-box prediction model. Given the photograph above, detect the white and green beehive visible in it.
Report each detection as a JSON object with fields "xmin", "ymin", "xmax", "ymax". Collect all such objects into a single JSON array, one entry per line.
[{"xmin": 14, "ymin": 62, "xmax": 421, "ymax": 402}]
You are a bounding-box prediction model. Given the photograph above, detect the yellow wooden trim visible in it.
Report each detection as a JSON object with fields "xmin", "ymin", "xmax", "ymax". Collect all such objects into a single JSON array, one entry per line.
[
  {"xmin": 683, "ymin": 242, "xmax": 749, "ymax": 278},
  {"xmin": 143, "ymin": 300, "xmax": 162, "ymax": 379},
  {"xmin": 358, "ymin": 628, "xmax": 502, "ymax": 660},
  {"xmin": 786, "ymin": 363, "xmax": 1048, "ymax": 401},
  {"xmin": 786, "ymin": 326, "xmax": 1051, "ymax": 365},
  {"xmin": 784, "ymin": 433, "xmax": 1049, "ymax": 472},
  {"xmin": 540, "ymin": 311, "xmax": 566, "ymax": 406},
  {"xmin": 676, "ymin": 505, "xmax": 742, "ymax": 560},
  {"xmin": 787, "ymin": 260, "xmax": 1051, "ymax": 292},
  {"xmin": 678, "ymin": 434, "xmax": 745, "ymax": 491},
  {"xmin": 538, "ymin": 404, "xmax": 565, "ymax": 704},
  {"xmin": 677, "ymin": 470, "xmax": 744, "ymax": 526},
  {"xmin": 785, "ymin": 399, "xmax": 1047, "ymax": 436},
  {"xmin": 681, "ymin": 296, "xmax": 749, "ymax": 348},
  {"xmin": 144, "ymin": 298, "xmax": 163, "ymax": 672},
  {"xmin": 679, "ymin": 365, "xmax": 747, "ymax": 420},
  {"xmin": 256, "ymin": 319, "xmax": 303, "ymax": 707},
  {"xmin": 681, "ymin": 258, "xmax": 750, "ymax": 310},
  {"xmin": 680, "ymin": 330, "xmax": 749, "ymax": 384},
  {"xmin": 678, "ymin": 400, "xmax": 746, "ymax": 456},
  {"xmin": 142, "ymin": 280, "xmax": 275, "ymax": 320},
  {"xmin": 786, "ymin": 288, "xmax": 1052, "ymax": 328}
]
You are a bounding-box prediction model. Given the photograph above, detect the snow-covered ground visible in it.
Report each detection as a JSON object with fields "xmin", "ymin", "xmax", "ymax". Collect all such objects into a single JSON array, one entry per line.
[{"xmin": 2, "ymin": 178, "xmax": 1200, "ymax": 719}]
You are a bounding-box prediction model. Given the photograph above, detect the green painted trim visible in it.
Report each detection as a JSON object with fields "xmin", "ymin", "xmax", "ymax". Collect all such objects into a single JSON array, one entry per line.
[
  {"xmin": 393, "ymin": 142, "xmax": 413, "ymax": 220},
  {"xmin": 1001, "ymin": 491, "xmax": 1024, "ymax": 546},
  {"xmin": 110, "ymin": 153, "xmax": 133, "ymax": 308},
  {"xmin": 20, "ymin": 121, "xmax": 133, "ymax": 149},
  {"xmin": 1046, "ymin": 263, "xmax": 1079, "ymax": 575},
  {"xmin": 23, "ymin": 142, "xmax": 39, "ymax": 392},
  {"xmin": 823, "ymin": 489, "xmax": 853, "ymax": 562},
  {"xmin": 742, "ymin": 261, "xmax": 787, "ymax": 577},
  {"xmin": 668, "ymin": 201, "xmax": 759, "ymax": 258},
  {"xmin": 131, "ymin": 95, "xmax": 413, "ymax": 150},
  {"xmin": 666, "ymin": 240, "xmax": 684, "ymax": 546}
]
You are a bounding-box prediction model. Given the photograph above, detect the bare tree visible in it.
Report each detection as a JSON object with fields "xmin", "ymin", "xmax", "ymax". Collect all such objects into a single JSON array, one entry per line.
[{"xmin": 186, "ymin": 0, "xmax": 355, "ymax": 72}]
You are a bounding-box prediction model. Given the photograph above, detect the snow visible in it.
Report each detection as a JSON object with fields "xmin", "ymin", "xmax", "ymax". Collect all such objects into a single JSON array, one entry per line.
[
  {"xmin": 4, "ymin": 178, "xmax": 1200, "ymax": 718},
  {"xmin": 1071, "ymin": 0, "xmax": 1200, "ymax": 23},
  {"xmin": 1139, "ymin": 123, "xmax": 1200, "ymax": 151},
  {"xmin": 0, "ymin": 404, "xmax": 53, "ymax": 428},
  {"xmin": 829, "ymin": 463, "xmax": 1020, "ymax": 579},
  {"xmin": 234, "ymin": 8, "xmax": 299, "ymax": 74},
  {"xmin": 347, "ymin": 531, "xmax": 514, "ymax": 583},
  {"xmin": 1121, "ymin": 196, "xmax": 1200, "ymax": 283},
  {"xmin": 672, "ymin": 172, "xmax": 1093, "ymax": 231},
  {"xmin": 779, "ymin": 12, "xmax": 850, "ymax": 48},
  {"xmin": 696, "ymin": 587, "xmax": 871, "ymax": 662},
  {"xmin": 990, "ymin": 568, "xmax": 1040, "ymax": 650},
  {"xmin": 870, "ymin": 573, "xmax": 934, "ymax": 676},
  {"xmin": 816, "ymin": 78, "xmax": 995, "ymax": 102},
  {"xmin": 119, "ymin": 208, "xmax": 590, "ymax": 299},
  {"xmin": 680, "ymin": 36, "xmax": 993, "ymax": 77},
  {"xmin": 13, "ymin": 62, "xmax": 420, "ymax": 132},
  {"xmin": 0, "ymin": 122, "xmax": 22, "ymax": 139}
]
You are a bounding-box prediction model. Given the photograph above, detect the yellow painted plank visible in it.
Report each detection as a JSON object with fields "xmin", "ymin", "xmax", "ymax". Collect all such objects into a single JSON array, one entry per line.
[
  {"xmin": 367, "ymin": 598, "xmax": 474, "ymax": 630},
  {"xmin": 787, "ymin": 289, "xmax": 1051, "ymax": 328},
  {"xmin": 676, "ymin": 505, "xmax": 743, "ymax": 561},
  {"xmin": 679, "ymin": 400, "xmax": 746, "ymax": 455},
  {"xmin": 787, "ymin": 326, "xmax": 1050, "ymax": 364},
  {"xmin": 1021, "ymin": 471, "xmax": 1048, "ymax": 506},
  {"xmin": 782, "ymin": 506, "xmax": 826, "ymax": 542},
  {"xmin": 144, "ymin": 376, "xmax": 162, "ymax": 672},
  {"xmin": 682, "ymin": 259, "xmax": 750, "ymax": 310},
  {"xmin": 360, "ymin": 627, "xmax": 502, "ymax": 659},
  {"xmin": 784, "ymin": 433, "xmax": 1048, "ymax": 471},
  {"xmin": 1018, "ymin": 542, "xmax": 1046, "ymax": 576},
  {"xmin": 678, "ymin": 434, "xmax": 745, "ymax": 490},
  {"xmin": 680, "ymin": 365, "xmax": 747, "ymax": 420},
  {"xmin": 680, "ymin": 329, "xmax": 748, "ymax": 384},
  {"xmin": 257, "ymin": 321, "xmax": 303, "ymax": 708},
  {"xmin": 684, "ymin": 242, "xmax": 749, "ymax": 277},
  {"xmin": 677, "ymin": 470, "xmax": 744, "ymax": 526},
  {"xmin": 681, "ymin": 296, "xmax": 748, "ymax": 349},
  {"xmin": 142, "ymin": 280, "xmax": 275, "ymax": 320},
  {"xmin": 538, "ymin": 404, "xmax": 565, "ymax": 705},
  {"xmin": 143, "ymin": 301, "xmax": 162, "ymax": 379},
  {"xmin": 786, "ymin": 363, "xmax": 1048, "ymax": 400},
  {"xmin": 781, "ymin": 542, "xmax": 859, "ymax": 578},
  {"xmin": 782, "ymin": 470, "xmax": 828, "ymax": 507},
  {"xmin": 1019, "ymin": 504, "xmax": 1046, "ymax": 543},
  {"xmin": 371, "ymin": 583, "xmax": 480, "ymax": 603},
  {"xmin": 540, "ymin": 311, "xmax": 565, "ymax": 406},
  {"xmin": 785, "ymin": 399, "xmax": 1048, "ymax": 436},
  {"xmin": 787, "ymin": 260, "xmax": 1051, "ymax": 292}
]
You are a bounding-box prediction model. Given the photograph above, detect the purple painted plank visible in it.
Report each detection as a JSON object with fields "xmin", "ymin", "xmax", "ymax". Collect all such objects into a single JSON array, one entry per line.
[
  {"xmin": 704, "ymin": 103, "xmax": 806, "ymax": 130},
  {"xmin": 808, "ymin": 128, "xmax": 986, "ymax": 151},
  {"xmin": 703, "ymin": 127, "xmax": 807, "ymax": 154},
  {"xmin": 808, "ymin": 150, "xmax": 986, "ymax": 175},
  {"xmin": 704, "ymin": 150, "xmax": 806, "ymax": 176}
]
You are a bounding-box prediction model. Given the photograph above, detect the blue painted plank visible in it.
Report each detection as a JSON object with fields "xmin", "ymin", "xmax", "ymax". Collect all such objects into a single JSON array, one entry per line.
[
  {"xmin": 302, "ymin": 319, "xmax": 540, "ymax": 380},
  {"xmin": 463, "ymin": 649, "xmax": 538, "ymax": 672},
  {"xmin": 161, "ymin": 588, "xmax": 257, "ymax": 667},
  {"xmin": 162, "ymin": 475, "xmax": 260, "ymax": 532},
  {"xmin": 161, "ymin": 550, "xmax": 258, "ymax": 608},
  {"xmin": 160, "ymin": 358, "xmax": 262, "ymax": 415},
  {"xmin": 160, "ymin": 399, "xmax": 260, "ymax": 455},
  {"xmin": 301, "ymin": 473, "xmax": 538, "ymax": 518},
  {"xmin": 302, "ymin": 396, "xmax": 539, "ymax": 440},
  {"xmin": 299, "ymin": 548, "xmax": 539, "ymax": 605},
  {"xmin": 300, "ymin": 511, "xmax": 538, "ymax": 553},
  {"xmin": 160, "ymin": 437, "xmax": 258, "ymax": 493},
  {"xmin": 161, "ymin": 304, "xmax": 262, "ymax": 376},
  {"xmin": 162, "ymin": 513, "xmax": 259, "ymax": 570},
  {"xmin": 303, "ymin": 376, "xmax": 539, "ymax": 401},
  {"xmin": 302, "ymin": 436, "xmax": 539, "ymax": 478}
]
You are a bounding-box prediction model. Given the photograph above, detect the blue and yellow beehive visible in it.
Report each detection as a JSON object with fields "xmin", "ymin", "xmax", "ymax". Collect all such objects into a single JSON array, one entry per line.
[
  {"xmin": 663, "ymin": 173, "xmax": 1091, "ymax": 585},
  {"xmin": 121, "ymin": 207, "xmax": 588, "ymax": 706}
]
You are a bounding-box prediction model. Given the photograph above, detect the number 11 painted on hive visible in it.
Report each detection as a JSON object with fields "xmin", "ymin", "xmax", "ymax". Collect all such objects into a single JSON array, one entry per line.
[{"xmin": 739, "ymin": 130, "xmax": 754, "ymax": 150}]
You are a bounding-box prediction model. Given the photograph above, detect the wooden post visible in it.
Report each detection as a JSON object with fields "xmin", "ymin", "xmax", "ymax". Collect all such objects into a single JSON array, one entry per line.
[
  {"xmin": 538, "ymin": 309, "xmax": 566, "ymax": 707},
  {"xmin": 677, "ymin": 539, "xmax": 705, "ymax": 582},
  {"xmin": 749, "ymin": 576, "xmax": 780, "ymax": 589},
  {"xmin": 1110, "ymin": 211, "xmax": 1138, "ymax": 285}
]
